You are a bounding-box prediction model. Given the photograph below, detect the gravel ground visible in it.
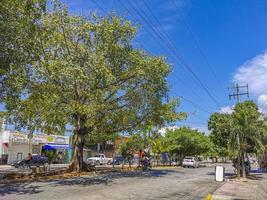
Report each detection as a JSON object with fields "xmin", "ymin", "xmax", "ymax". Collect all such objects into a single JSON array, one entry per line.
[{"xmin": 0, "ymin": 165, "xmax": 225, "ymax": 200}]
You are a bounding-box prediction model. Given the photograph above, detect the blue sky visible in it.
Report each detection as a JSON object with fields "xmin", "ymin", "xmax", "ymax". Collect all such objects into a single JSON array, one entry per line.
[
  {"xmin": 59, "ymin": 0, "xmax": 267, "ymax": 132},
  {"xmin": 4, "ymin": 0, "xmax": 267, "ymax": 133}
]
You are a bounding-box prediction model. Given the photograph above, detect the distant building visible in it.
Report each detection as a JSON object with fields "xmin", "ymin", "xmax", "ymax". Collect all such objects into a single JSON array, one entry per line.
[
  {"xmin": 84, "ymin": 136, "xmax": 129, "ymax": 159},
  {"xmin": 158, "ymin": 125, "xmax": 179, "ymax": 136},
  {"xmin": 0, "ymin": 118, "xmax": 70, "ymax": 164}
]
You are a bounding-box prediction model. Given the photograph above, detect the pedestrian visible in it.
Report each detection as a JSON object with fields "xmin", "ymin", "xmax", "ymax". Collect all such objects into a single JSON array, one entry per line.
[{"xmin": 26, "ymin": 153, "xmax": 33, "ymax": 168}]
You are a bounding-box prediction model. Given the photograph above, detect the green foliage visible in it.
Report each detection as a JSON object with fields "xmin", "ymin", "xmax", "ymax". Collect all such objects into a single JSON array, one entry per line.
[
  {"xmin": 163, "ymin": 127, "xmax": 212, "ymax": 158},
  {"xmin": 2, "ymin": 3, "xmax": 181, "ymax": 134},
  {"xmin": 209, "ymin": 101, "xmax": 267, "ymax": 155},
  {"xmin": 208, "ymin": 112, "xmax": 232, "ymax": 158},
  {"xmin": 42, "ymin": 149, "xmax": 56, "ymax": 163},
  {"xmin": 85, "ymin": 132, "xmax": 118, "ymax": 146},
  {"xmin": 1, "ymin": 2, "xmax": 183, "ymax": 170},
  {"xmin": 231, "ymin": 101, "xmax": 267, "ymax": 153},
  {"xmin": 119, "ymin": 140, "xmax": 134, "ymax": 163},
  {"xmin": 0, "ymin": 0, "xmax": 46, "ymax": 98},
  {"xmin": 208, "ymin": 100, "xmax": 267, "ymax": 176},
  {"xmin": 151, "ymin": 136, "xmax": 165, "ymax": 162}
]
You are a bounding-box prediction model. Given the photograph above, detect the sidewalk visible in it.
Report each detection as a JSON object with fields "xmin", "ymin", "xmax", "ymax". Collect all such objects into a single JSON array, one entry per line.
[
  {"xmin": 212, "ymin": 174, "xmax": 267, "ymax": 200},
  {"xmin": 0, "ymin": 164, "xmax": 69, "ymax": 179}
]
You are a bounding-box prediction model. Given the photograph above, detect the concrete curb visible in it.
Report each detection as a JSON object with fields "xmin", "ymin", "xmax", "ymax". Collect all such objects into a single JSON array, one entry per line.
[{"xmin": 209, "ymin": 179, "xmax": 228, "ymax": 199}]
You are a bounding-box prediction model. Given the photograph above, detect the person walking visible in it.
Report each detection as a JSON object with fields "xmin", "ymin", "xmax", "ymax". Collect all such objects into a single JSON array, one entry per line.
[{"xmin": 26, "ymin": 153, "xmax": 33, "ymax": 168}]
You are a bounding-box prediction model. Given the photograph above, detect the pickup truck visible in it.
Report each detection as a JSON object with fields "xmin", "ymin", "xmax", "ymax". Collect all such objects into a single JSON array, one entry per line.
[{"xmin": 86, "ymin": 154, "xmax": 112, "ymax": 165}]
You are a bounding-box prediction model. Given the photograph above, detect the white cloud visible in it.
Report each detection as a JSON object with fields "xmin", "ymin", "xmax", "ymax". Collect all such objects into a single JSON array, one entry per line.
[
  {"xmin": 233, "ymin": 50, "xmax": 267, "ymax": 95},
  {"xmin": 258, "ymin": 94, "xmax": 267, "ymax": 115},
  {"xmin": 233, "ymin": 50, "xmax": 267, "ymax": 115},
  {"xmin": 219, "ymin": 106, "xmax": 233, "ymax": 114}
]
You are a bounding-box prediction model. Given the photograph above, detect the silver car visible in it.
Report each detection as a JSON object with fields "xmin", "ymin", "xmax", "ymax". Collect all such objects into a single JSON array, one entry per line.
[{"xmin": 182, "ymin": 156, "xmax": 199, "ymax": 168}]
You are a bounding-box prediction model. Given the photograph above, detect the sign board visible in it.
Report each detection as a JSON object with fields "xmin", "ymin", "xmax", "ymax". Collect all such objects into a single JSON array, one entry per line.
[
  {"xmin": 3, "ymin": 130, "xmax": 70, "ymax": 145},
  {"xmin": 9, "ymin": 131, "xmax": 28, "ymax": 143},
  {"xmin": 215, "ymin": 166, "xmax": 225, "ymax": 182},
  {"xmin": 32, "ymin": 135, "xmax": 47, "ymax": 144},
  {"xmin": 47, "ymin": 135, "xmax": 69, "ymax": 145}
]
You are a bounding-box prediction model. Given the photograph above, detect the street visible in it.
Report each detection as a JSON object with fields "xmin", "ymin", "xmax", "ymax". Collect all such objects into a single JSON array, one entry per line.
[{"xmin": 0, "ymin": 165, "xmax": 226, "ymax": 200}]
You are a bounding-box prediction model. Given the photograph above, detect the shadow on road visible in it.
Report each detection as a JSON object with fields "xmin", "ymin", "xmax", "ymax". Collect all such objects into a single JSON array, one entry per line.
[
  {"xmin": 53, "ymin": 169, "xmax": 179, "ymax": 187},
  {"xmin": 0, "ymin": 183, "xmax": 43, "ymax": 197},
  {"xmin": 0, "ymin": 169, "xmax": 179, "ymax": 196},
  {"xmin": 206, "ymin": 172, "xmax": 235, "ymax": 178}
]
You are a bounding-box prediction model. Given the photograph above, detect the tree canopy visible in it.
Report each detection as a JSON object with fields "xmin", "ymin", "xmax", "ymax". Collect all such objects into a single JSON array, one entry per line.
[
  {"xmin": 208, "ymin": 100, "xmax": 267, "ymax": 177},
  {"xmin": 208, "ymin": 112, "xmax": 232, "ymax": 158},
  {"xmin": 164, "ymin": 127, "xmax": 212, "ymax": 160},
  {"xmin": 0, "ymin": 0, "xmax": 46, "ymax": 100},
  {"xmin": 1, "ymin": 2, "xmax": 183, "ymax": 171}
]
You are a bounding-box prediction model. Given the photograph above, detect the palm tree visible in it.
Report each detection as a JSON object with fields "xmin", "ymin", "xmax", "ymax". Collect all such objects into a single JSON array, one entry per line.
[{"xmin": 230, "ymin": 101, "xmax": 267, "ymax": 178}]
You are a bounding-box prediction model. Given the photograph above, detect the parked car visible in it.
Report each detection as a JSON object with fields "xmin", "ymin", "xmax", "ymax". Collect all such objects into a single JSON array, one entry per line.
[
  {"xmin": 87, "ymin": 154, "xmax": 112, "ymax": 165},
  {"xmin": 111, "ymin": 156, "xmax": 125, "ymax": 165},
  {"xmin": 11, "ymin": 155, "xmax": 49, "ymax": 168},
  {"xmin": 182, "ymin": 156, "xmax": 199, "ymax": 168}
]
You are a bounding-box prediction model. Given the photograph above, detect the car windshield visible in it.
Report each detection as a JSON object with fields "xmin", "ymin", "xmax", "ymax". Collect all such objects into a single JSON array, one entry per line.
[
  {"xmin": 184, "ymin": 157, "xmax": 193, "ymax": 160},
  {"xmin": 95, "ymin": 155, "xmax": 102, "ymax": 157}
]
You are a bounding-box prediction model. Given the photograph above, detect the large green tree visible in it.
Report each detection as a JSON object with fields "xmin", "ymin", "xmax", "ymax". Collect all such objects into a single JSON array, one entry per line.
[
  {"xmin": 208, "ymin": 112, "xmax": 232, "ymax": 160},
  {"xmin": 231, "ymin": 101, "xmax": 267, "ymax": 177},
  {"xmin": 0, "ymin": 0, "xmax": 46, "ymax": 100},
  {"xmin": 164, "ymin": 127, "xmax": 212, "ymax": 163},
  {"xmin": 208, "ymin": 101, "xmax": 267, "ymax": 178},
  {"xmin": 2, "ymin": 4, "xmax": 182, "ymax": 171}
]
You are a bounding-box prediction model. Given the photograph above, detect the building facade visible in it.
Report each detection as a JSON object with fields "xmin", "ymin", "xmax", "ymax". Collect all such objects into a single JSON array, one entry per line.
[{"xmin": 0, "ymin": 119, "xmax": 70, "ymax": 164}]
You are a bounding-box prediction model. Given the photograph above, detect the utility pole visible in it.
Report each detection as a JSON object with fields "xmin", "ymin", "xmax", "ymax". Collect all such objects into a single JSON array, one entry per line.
[
  {"xmin": 228, "ymin": 83, "xmax": 249, "ymax": 179},
  {"xmin": 228, "ymin": 83, "xmax": 249, "ymax": 103}
]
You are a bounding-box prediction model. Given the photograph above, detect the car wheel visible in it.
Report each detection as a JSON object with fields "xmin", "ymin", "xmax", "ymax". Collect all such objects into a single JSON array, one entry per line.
[
  {"xmin": 96, "ymin": 161, "xmax": 100, "ymax": 165},
  {"xmin": 183, "ymin": 166, "xmax": 185, "ymax": 168}
]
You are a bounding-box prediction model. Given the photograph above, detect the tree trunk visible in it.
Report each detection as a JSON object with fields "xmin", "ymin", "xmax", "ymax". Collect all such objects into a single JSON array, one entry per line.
[
  {"xmin": 138, "ymin": 150, "xmax": 142, "ymax": 167},
  {"xmin": 241, "ymin": 150, "xmax": 246, "ymax": 178},
  {"xmin": 69, "ymin": 133, "xmax": 85, "ymax": 172},
  {"xmin": 68, "ymin": 115, "xmax": 90, "ymax": 172},
  {"xmin": 237, "ymin": 151, "xmax": 241, "ymax": 178}
]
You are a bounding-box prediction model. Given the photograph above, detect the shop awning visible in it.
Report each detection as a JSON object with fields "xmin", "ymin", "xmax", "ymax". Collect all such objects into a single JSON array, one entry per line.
[{"xmin": 42, "ymin": 144, "xmax": 72, "ymax": 150}]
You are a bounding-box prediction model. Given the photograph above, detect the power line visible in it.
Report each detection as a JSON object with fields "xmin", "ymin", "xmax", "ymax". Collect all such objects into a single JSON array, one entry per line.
[
  {"xmin": 123, "ymin": 0, "xmax": 222, "ymax": 108},
  {"xmin": 136, "ymin": 0, "xmax": 219, "ymax": 109},
  {"xmin": 171, "ymin": 0, "xmax": 228, "ymax": 99},
  {"xmin": 93, "ymin": 0, "xmax": 217, "ymax": 114},
  {"xmin": 92, "ymin": 0, "xmax": 218, "ymax": 115},
  {"xmin": 121, "ymin": 0, "xmax": 221, "ymax": 112},
  {"xmin": 178, "ymin": 95, "xmax": 213, "ymax": 114}
]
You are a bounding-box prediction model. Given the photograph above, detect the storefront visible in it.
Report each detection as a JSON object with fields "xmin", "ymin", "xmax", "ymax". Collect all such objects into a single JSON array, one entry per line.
[
  {"xmin": 42, "ymin": 135, "xmax": 72, "ymax": 164},
  {"xmin": 0, "ymin": 130, "xmax": 70, "ymax": 164}
]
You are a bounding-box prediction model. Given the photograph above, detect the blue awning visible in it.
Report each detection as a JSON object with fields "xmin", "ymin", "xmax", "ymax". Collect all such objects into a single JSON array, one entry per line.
[{"xmin": 42, "ymin": 144, "xmax": 72, "ymax": 150}]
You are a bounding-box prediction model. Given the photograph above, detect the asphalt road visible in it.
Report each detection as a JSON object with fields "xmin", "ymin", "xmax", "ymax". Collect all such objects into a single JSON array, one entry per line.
[{"xmin": 0, "ymin": 165, "xmax": 229, "ymax": 200}]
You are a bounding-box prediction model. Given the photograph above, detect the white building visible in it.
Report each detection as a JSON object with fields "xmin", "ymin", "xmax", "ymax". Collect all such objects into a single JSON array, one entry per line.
[
  {"xmin": 158, "ymin": 125, "xmax": 179, "ymax": 136},
  {"xmin": 0, "ymin": 119, "xmax": 70, "ymax": 164}
]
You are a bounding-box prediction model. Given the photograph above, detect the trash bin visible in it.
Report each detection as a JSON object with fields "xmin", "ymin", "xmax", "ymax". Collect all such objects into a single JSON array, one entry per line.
[{"xmin": 215, "ymin": 166, "xmax": 225, "ymax": 182}]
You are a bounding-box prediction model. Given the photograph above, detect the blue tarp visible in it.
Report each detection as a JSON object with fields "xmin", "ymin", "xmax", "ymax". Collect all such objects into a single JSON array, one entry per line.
[{"xmin": 42, "ymin": 144, "xmax": 72, "ymax": 150}]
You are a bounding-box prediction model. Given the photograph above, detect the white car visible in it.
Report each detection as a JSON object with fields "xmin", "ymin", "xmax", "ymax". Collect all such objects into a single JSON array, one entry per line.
[
  {"xmin": 182, "ymin": 156, "xmax": 199, "ymax": 168},
  {"xmin": 87, "ymin": 154, "xmax": 112, "ymax": 165}
]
